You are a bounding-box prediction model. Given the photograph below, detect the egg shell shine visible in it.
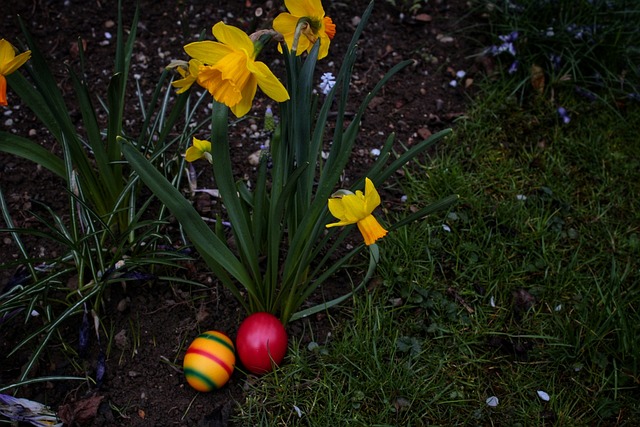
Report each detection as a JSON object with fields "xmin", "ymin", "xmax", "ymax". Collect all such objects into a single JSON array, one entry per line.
[{"xmin": 183, "ymin": 331, "xmax": 235, "ymax": 392}]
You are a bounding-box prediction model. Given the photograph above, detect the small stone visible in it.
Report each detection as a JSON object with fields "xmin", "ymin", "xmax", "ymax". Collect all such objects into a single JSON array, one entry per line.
[
  {"xmin": 4, "ymin": 119, "xmax": 14, "ymax": 126},
  {"xmin": 28, "ymin": 129, "xmax": 37, "ymax": 137},
  {"xmin": 117, "ymin": 298, "xmax": 130, "ymax": 312},
  {"xmin": 248, "ymin": 150, "xmax": 261, "ymax": 166},
  {"xmin": 104, "ymin": 20, "xmax": 115, "ymax": 28},
  {"xmin": 417, "ymin": 127, "xmax": 432, "ymax": 140},
  {"xmin": 115, "ymin": 329, "xmax": 129, "ymax": 350},
  {"xmin": 437, "ymin": 34, "xmax": 454, "ymax": 43}
]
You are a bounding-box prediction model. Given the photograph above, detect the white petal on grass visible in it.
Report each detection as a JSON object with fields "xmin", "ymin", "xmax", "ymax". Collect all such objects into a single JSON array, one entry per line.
[
  {"xmin": 537, "ymin": 390, "xmax": 550, "ymax": 401},
  {"xmin": 516, "ymin": 194, "xmax": 527, "ymax": 201},
  {"xmin": 442, "ymin": 224, "xmax": 451, "ymax": 232},
  {"xmin": 490, "ymin": 296, "xmax": 496, "ymax": 308},
  {"xmin": 456, "ymin": 70, "xmax": 466, "ymax": 78},
  {"xmin": 449, "ymin": 79, "xmax": 458, "ymax": 87},
  {"xmin": 400, "ymin": 195, "xmax": 408, "ymax": 203},
  {"xmin": 370, "ymin": 148, "xmax": 381, "ymax": 157},
  {"xmin": 554, "ymin": 304, "xmax": 562, "ymax": 311},
  {"xmin": 486, "ymin": 396, "xmax": 499, "ymax": 407},
  {"xmin": 293, "ymin": 405, "xmax": 303, "ymax": 417}
]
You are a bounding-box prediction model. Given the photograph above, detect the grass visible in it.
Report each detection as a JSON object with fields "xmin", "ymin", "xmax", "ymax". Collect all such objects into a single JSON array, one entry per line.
[{"xmin": 232, "ymin": 71, "xmax": 640, "ymax": 425}]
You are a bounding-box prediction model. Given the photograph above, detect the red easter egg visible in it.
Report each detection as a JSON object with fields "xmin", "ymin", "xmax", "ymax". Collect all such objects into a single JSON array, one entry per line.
[{"xmin": 235, "ymin": 312, "xmax": 288, "ymax": 375}]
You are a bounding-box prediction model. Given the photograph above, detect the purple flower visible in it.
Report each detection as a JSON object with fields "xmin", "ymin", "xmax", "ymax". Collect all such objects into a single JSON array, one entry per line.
[
  {"xmin": 508, "ymin": 60, "xmax": 519, "ymax": 74},
  {"xmin": 557, "ymin": 107, "xmax": 571, "ymax": 124},
  {"xmin": 549, "ymin": 54, "xmax": 562, "ymax": 71},
  {"xmin": 499, "ymin": 31, "xmax": 519, "ymax": 43}
]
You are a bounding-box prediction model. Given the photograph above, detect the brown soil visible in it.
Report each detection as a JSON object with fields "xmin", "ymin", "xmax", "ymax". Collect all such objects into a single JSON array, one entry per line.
[{"xmin": 1, "ymin": 0, "xmax": 485, "ymax": 425}]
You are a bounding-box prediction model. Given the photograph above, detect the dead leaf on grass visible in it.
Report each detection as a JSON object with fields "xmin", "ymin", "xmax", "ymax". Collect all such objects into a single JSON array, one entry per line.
[
  {"xmin": 530, "ymin": 64, "xmax": 545, "ymax": 94},
  {"xmin": 58, "ymin": 395, "xmax": 104, "ymax": 426}
]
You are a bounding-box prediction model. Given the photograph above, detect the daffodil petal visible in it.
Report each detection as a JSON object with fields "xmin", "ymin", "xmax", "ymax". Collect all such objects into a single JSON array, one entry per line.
[
  {"xmin": 212, "ymin": 22, "xmax": 255, "ymax": 55},
  {"xmin": 171, "ymin": 75, "xmax": 196, "ymax": 94},
  {"xmin": 0, "ymin": 39, "xmax": 15, "ymax": 70},
  {"xmin": 327, "ymin": 198, "xmax": 352, "ymax": 225},
  {"xmin": 185, "ymin": 146, "xmax": 203, "ymax": 162},
  {"xmin": 2, "ymin": 50, "xmax": 31, "ymax": 75},
  {"xmin": 184, "ymin": 41, "xmax": 232, "ymax": 65},
  {"xmin": 338, "ymin": 194, "xmax": 369, "ymax": 222},
  {"xmin": 316, "ymin": 35, "xmax": 330, "ymax": 60},
  {"xmin": 230, "ymin": 74, "xmax": 258, "ymax": 117},
  {"xmin": 364, "ymin": 178, "xmax": 381, "ymax": 214},
  {"xmin": 284, "ymin": 0, "xmax": 324, "ymax": 17},
  {"xmin": 193, "ymin": 137, "xmax": 211, "ymax": 153},
  {"xmin": 252, "ymin": 61, "xmax": 290, "ymax": 102}
]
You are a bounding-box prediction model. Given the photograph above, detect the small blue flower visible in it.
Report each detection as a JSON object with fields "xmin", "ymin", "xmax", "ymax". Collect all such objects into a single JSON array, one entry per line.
[
  {"xmin": 557, "ymin": 107, "xmax": 571, "ymax": 124},
  {"xmin": 319, "ymin": 72, "xmax": 336, "ymax": 95},
  {"xmin": 508, "ymin": 60, "xmax": 519, "ymax": 74},
  {"xmin": 549, "ymin": 54, "xmax": 562, "ymax": 71}
]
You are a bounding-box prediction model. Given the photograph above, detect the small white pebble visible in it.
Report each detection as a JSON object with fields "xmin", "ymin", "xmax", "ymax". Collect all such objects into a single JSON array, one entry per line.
[
  {"xmin": 4, "ymin": 118, "xmax": 14, "ymax": 126},
  {"xmin": 400, "ymin": 195, "xmax": 408, "ymax": 203},
  {"xmin": 370, "ymin": 148, "xmax": 380, "ymax": 157},
  {"xmin": 537, "ymin": 390, "xmax": 550, "ymax": 401},
  {"xmin": 449, "ymin": 80, "xmax": 458, "ymax": 87},
  {"xmin": 30, "ymin": 310, "xmax": 40, "ymax": 317},
  {"xmin": 104, "ymin": 32, "xmax": 112, "ymax": 39},
  {"xmin": 456, "ymin": 70, "xmax": 466, "ymax": 78},
  {"xmin": 486, "ymin": 396, "xmax": 499, "ymax": 407}
]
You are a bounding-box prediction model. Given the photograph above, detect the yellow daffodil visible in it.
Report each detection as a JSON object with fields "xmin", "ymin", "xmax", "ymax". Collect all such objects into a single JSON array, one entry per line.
[
  {"xmin": 326, "ymin": 178, "xmax": 388, "ymax": 246},
  {"xmin": 183, "ymin": 22, "xmax": 289, "ymax": 117},
  {"xmin": 185, "ymin": 137, "xmax": 213, "ymax": 163},
  {"xmin": 273, "ymin": 0, "xmax": 336, "ymax": 60},
  {"xmin": 168, "ymin": 59, "xmax": 202, "ymax": 94},
  {"xmin": 0, "ymin": 39, "xmax": 31, "ymax": 106}
]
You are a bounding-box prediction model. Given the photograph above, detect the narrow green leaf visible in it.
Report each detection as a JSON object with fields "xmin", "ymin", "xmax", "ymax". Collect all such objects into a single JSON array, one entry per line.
[
  {"xmin": 120, "ymin": 138, "xmax": 254, "ymax": 308},
  {"xmin": 0, "ymin": 132, "xmax": 65, "ymax": 178}
]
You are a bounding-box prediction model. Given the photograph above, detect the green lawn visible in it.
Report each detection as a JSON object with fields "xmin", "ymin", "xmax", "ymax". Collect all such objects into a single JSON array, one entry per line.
[{"xmin": 234, "ymin": 83, "xmax": 640, "ymax": 426}]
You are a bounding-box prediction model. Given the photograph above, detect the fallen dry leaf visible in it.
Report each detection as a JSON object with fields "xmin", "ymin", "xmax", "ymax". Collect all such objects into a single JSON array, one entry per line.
[
  {"xmin": 414, "ymin": 13, "xmax": 432, "ymax": 22},
  {"xmin": 530, "ymin": 64, "xmax": 545, "ymax": 94},
  {"xmin": 58, "ymin": 395, "xmax": 104, "ymax": 426}
]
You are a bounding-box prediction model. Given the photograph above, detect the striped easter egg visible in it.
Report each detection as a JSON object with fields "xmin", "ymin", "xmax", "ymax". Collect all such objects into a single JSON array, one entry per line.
[{"xmin": 183, "ymin": 331, "xmax": 235, "ymax": 392}]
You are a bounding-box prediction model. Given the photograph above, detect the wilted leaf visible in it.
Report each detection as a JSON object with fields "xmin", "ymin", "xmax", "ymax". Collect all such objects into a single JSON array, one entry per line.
[
  {"xmin": 530, "ymin": 64, "xmax": 545, "ymax": 94},
  {"xmin": 58, "ymin": 395, "xmax": 104, "ymax": 426}
]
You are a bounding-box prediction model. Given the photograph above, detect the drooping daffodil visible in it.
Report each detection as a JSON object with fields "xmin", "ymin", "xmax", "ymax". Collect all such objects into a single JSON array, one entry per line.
[
  {"xmin": 167, "ymin": 58, "xmax": 202, "ymax": 94},
  {"xmin": 273, "ymin": 0, "xmax": 336, "ymax": 60},
  {"xmin": 326, "ymin": 178, "xmax": 388, "ymax": 246},
  {"xmin": 183, "ymin": 22, "xmax": 290, "ymax": 117},
  {"xmin": 0, "ymin": 39, "xmax": 31, "ymax": 106},
  {"xmin": 185, "ymin": 137, "xmax": 213, "ymax": 163}
]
